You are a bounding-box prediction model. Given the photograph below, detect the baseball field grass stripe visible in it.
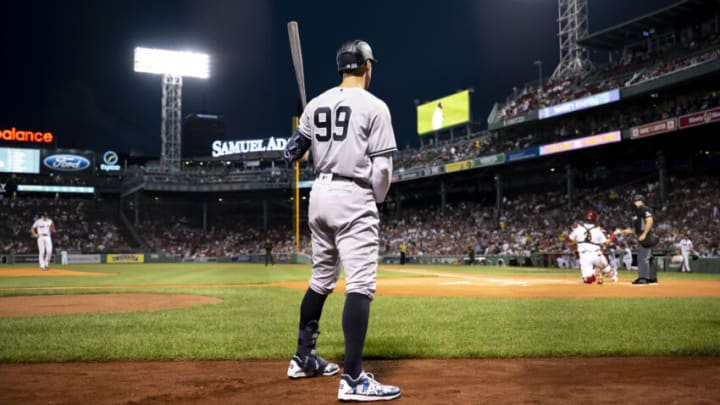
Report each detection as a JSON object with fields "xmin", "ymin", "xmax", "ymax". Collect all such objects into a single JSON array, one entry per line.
[
  {"xmin": 2, "ymin": 292, "xmax": 719, "ymax": 360},
  {"xmin": 0, "ymin": 262, "xmax": 719, "ymax": 361}
]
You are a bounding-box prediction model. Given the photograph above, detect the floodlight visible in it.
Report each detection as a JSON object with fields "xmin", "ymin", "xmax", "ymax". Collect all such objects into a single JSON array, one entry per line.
[
  {"xmin": 133, "ymin": 46, "xmax": 211, "ymax": 172},
  {"xmin": 134, "ymin": 47, "xmax": 210, "ymax": 79}
]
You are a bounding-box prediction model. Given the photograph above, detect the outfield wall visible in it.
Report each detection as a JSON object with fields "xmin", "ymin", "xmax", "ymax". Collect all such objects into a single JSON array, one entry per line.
[{"xmin": 1, "ymin": 252, "xmax": 718, "ymax": 273}]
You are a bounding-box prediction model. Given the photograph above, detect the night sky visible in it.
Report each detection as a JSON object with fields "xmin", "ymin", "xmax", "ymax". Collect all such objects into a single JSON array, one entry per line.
[{"xmin": 2, "ymin": 0, "xmax": 677, "ymax": 156}]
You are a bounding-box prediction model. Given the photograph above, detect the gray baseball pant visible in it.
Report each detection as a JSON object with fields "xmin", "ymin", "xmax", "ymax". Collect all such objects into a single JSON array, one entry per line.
[{"xmin": 637, "ymin": 245, "xmax": 656, "ymax": 280}]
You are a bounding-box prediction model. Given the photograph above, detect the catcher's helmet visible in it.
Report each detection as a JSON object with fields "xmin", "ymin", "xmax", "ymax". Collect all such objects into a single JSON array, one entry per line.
[
  {"xmin": 585, "ymin": 209, "xmax": 598, "ymax": 223},
  {"xmin": 336, "ymin": 40, "xmax": 377, "ymax": 72}
]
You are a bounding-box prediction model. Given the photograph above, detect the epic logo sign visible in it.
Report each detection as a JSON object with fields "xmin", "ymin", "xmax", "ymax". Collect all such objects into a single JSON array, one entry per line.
[
  {"xmin": 100, "ymin": 150, "xmax": 121, "ymax": 172},
  {"xmin": 43, "ymin": 154, "xmax": 91, "ymax": 172}
]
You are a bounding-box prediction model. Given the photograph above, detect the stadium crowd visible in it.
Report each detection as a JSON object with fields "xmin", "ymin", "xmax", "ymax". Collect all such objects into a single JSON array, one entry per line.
[
  {"xmin": 135, "ymin": 216, "xmax": 297, "ymax": 259},
  {"xmin": 394, "ymin": 86, "xmax": 720, "ymax": 171},
  {"xmin": 379, "ymin": 176, "xmax": 720, "ymax": 261},
  {"xmin": 0, "ymin": 196, "xmax": 131, "ymax": 254},
  {"xmin": 495, "ymin": 27, "xmax": 720, "ymax": 122},
  {"xmin": 4, "ymin": 174, "xmax": 717, "ymax": 267},
  {"xmin": 132, "ymin": 161, "xmax": 289, "ymax": 185}
]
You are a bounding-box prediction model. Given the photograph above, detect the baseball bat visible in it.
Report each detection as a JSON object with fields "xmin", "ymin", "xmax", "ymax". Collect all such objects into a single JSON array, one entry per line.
[
  {"xmin": 287, "ymin": 21, "xmax": 307, "ymax": 110},
  {"xmin": 287, "ymin": 20, "xmax": 307, "ymax": 254}
]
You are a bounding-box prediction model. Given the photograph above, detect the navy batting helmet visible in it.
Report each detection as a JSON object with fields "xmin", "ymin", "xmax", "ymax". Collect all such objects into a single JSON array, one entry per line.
[
  {"xmin": 632, "ymin": 194, "xmax": 644, "ymax": 202},
  {"xmin": 336, "ymin": 40, "xmax": 377, "ymax": 72}
]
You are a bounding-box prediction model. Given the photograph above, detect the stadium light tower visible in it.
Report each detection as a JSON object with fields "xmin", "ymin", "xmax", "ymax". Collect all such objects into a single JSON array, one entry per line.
[
  {"xmin": 134, "ymin": 47, "xmax": 210, "ymax": 173},
  {"xmin": 551, "ymin": 0, "xmax": 593, "ymax": 80}
]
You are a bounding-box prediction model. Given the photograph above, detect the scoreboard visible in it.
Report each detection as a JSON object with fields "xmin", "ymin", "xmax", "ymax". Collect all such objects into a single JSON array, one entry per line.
[{"xmin": 0, "ymin": 147, "xmax": 40, "ymax": 174}]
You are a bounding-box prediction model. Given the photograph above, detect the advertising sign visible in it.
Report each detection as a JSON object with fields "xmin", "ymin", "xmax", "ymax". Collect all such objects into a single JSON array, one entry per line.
[
  {"xmin": 630, "ymin": 119, "xmax": 677, "ymax": 139},
  {"xmin": 99, "ymin": 150, "xmax": 122, "ymax": 172},
  {"xmin": 211, "ymin": 137, "xmax": 288, "ymax": 157},
  {"xmin": 298, "ymin": 180, "xmax": 314, "ymax": 189},
  {"xmin": 43, "ymin": 154, "xmax": 92, "ymax": 172},
  {"xmin": 417, "ymin": 90, "xmax": 471, "ymax": 135},
  {"xmin": 394, "ymin": 166, "xmax": 446, "ymax": 182},
  {"xmin": 444, "ymin": 159, "xmax": 474, "ymax": 173},
  {"xmin": 678, "ymin": 107, "xmax": 720, "ymax": 129},
  {"xmin": 539, "ymin": 89, "xmax": 620, "ymax": 120},
  {"xmin": 17, "ymin": 185, "xmax": 95, "ymax": 193},
  {"xmin": 0, "ymin": 147, "xmax": 40, "ymax": 174},
  {"xmin": 14, "ymin": 254, "xmax": 54, "ymax": 264},
  {"xmin": 397, "ymin": 170, "xmax": 418, "ymax": 181},
  {"xmin": 506, "ymin": 147, "xmax": 540, "ymax": 162},
  {"xmin": 539, "ymin": 131, "xmax": 621, "ymax": 156},
  {"xmin": 41, "ymin": 150, "xmax": 95, "ymax": 173},
  {"xmin": 66, "ymin": 254, "xmax": 102, "ymax": 264},
  {"xmin": 0, "ymin": 127, "xmax": 54, "ymax": 145},
  {"xmin": 474, "ymin": 153, "xmax": 505, "ymax": 168},
  {"xmin": 107, "ymin": 253, "xmax": 145, "ymax": 263}
]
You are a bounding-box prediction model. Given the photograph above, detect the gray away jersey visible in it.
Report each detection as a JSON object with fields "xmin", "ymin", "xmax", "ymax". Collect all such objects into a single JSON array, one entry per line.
[{"xmin": 299, "ymin": 87, "xmax": 397, "ymax": 182}]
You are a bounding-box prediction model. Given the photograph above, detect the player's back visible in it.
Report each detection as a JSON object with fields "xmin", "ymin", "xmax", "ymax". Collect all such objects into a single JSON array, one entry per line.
[{"xmin": 303, "ymin": 87, "xmax": 394, "ymax": 182}]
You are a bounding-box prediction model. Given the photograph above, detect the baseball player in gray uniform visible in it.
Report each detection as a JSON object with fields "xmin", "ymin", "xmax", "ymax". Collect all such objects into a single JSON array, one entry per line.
[
  {"xmin": 31, "ymin": 212, "xmax": 55, "ymax": 270},
  {"xmin": 284, "ymin": 39, "xmax": 400, "ymax": 402}
]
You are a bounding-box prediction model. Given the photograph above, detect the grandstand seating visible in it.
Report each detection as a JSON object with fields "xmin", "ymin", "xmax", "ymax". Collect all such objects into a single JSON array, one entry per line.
[
  {"xmin": 493, "ymin": 19, "xmax": 720, "ymax": 123},
  {"xmin": 0, "ymin": 195, "xmax": 133, "ymax": 254}
]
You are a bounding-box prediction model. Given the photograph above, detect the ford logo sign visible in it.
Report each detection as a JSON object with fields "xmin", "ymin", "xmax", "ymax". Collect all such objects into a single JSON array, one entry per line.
[{"xmin": 43, "ymin": 154, "xmax": 91, "ymax": 172}]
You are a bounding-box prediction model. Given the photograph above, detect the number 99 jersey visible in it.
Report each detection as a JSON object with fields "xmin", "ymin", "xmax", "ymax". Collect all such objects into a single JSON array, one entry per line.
[{"xmin": 299, "ymin": 87, "xmax": 397, "ymax": 180}]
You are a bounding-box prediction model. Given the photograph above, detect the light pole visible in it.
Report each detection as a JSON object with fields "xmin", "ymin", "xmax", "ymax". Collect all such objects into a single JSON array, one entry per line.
[{"xmin": 534, "ymin": 60, "xmax": 543, "ymax": 87}]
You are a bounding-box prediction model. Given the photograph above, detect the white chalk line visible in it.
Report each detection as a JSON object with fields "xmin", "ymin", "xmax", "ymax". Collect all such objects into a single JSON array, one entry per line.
[{"xmin": 382, "ymin": 267, "xmax": 578, "ymax": 287}]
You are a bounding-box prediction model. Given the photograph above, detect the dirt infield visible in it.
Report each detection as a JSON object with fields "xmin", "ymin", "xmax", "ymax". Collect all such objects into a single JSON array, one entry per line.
[
  {"xmin": 0, "ymin": 293, "xmax": 222, "ymax": 317},
  {"xmin": 1, "ymin": 357, "xmax": 719, "ymax": 404},
  {"xmin": 0, "ymin": 268, "xmax": 111, "ymax": 277},
  {"xmin": 1, "ymin": 267, "xmax": 718, "ymax": 404},
  {"xmin": 280, "ymin": 267, "xmax": 720, "ymax": 299}
]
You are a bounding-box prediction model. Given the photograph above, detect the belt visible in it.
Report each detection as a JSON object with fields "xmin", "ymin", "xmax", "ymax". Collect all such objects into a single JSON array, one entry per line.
[
  {"xmin": 317, "ymin": 172, "xmax": 355, "ymax": 182},
  {"xmin": 39, "ymin": 234, "xmax": 49, "ymax": 236},
  {"xmin": 331, "ymin": 174, "xmax": 354, "ymax": 182},
  {"xmin": 317, "ymin": 172, "xmax": 369, "ymax": 188}
]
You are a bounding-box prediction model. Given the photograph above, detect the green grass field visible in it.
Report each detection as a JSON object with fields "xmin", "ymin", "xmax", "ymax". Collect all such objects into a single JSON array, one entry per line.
[{"xmin": 1, "ymin": 263, "xmax": 719, "ymax": 362}]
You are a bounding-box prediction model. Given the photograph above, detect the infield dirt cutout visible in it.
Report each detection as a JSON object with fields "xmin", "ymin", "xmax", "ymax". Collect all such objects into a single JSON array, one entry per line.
[
  {"xmin": 1, "ymin": 266, "xmax": 719, "ymax": 404},
  {"xmin": 0, "ymin": 267, "xmax": 111, "ymax": 277}
]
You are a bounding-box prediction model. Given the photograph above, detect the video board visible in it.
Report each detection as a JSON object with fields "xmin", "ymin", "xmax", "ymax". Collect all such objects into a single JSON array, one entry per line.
[{"xmin": 417, "ymin": 90, "xmax": 470, "ymax": 135}]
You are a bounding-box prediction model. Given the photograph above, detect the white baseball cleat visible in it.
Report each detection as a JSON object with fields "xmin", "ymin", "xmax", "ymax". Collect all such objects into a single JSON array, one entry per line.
[{"xmin": 338, "ymin": 371, "xmax": 400, "ymax": 402}]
